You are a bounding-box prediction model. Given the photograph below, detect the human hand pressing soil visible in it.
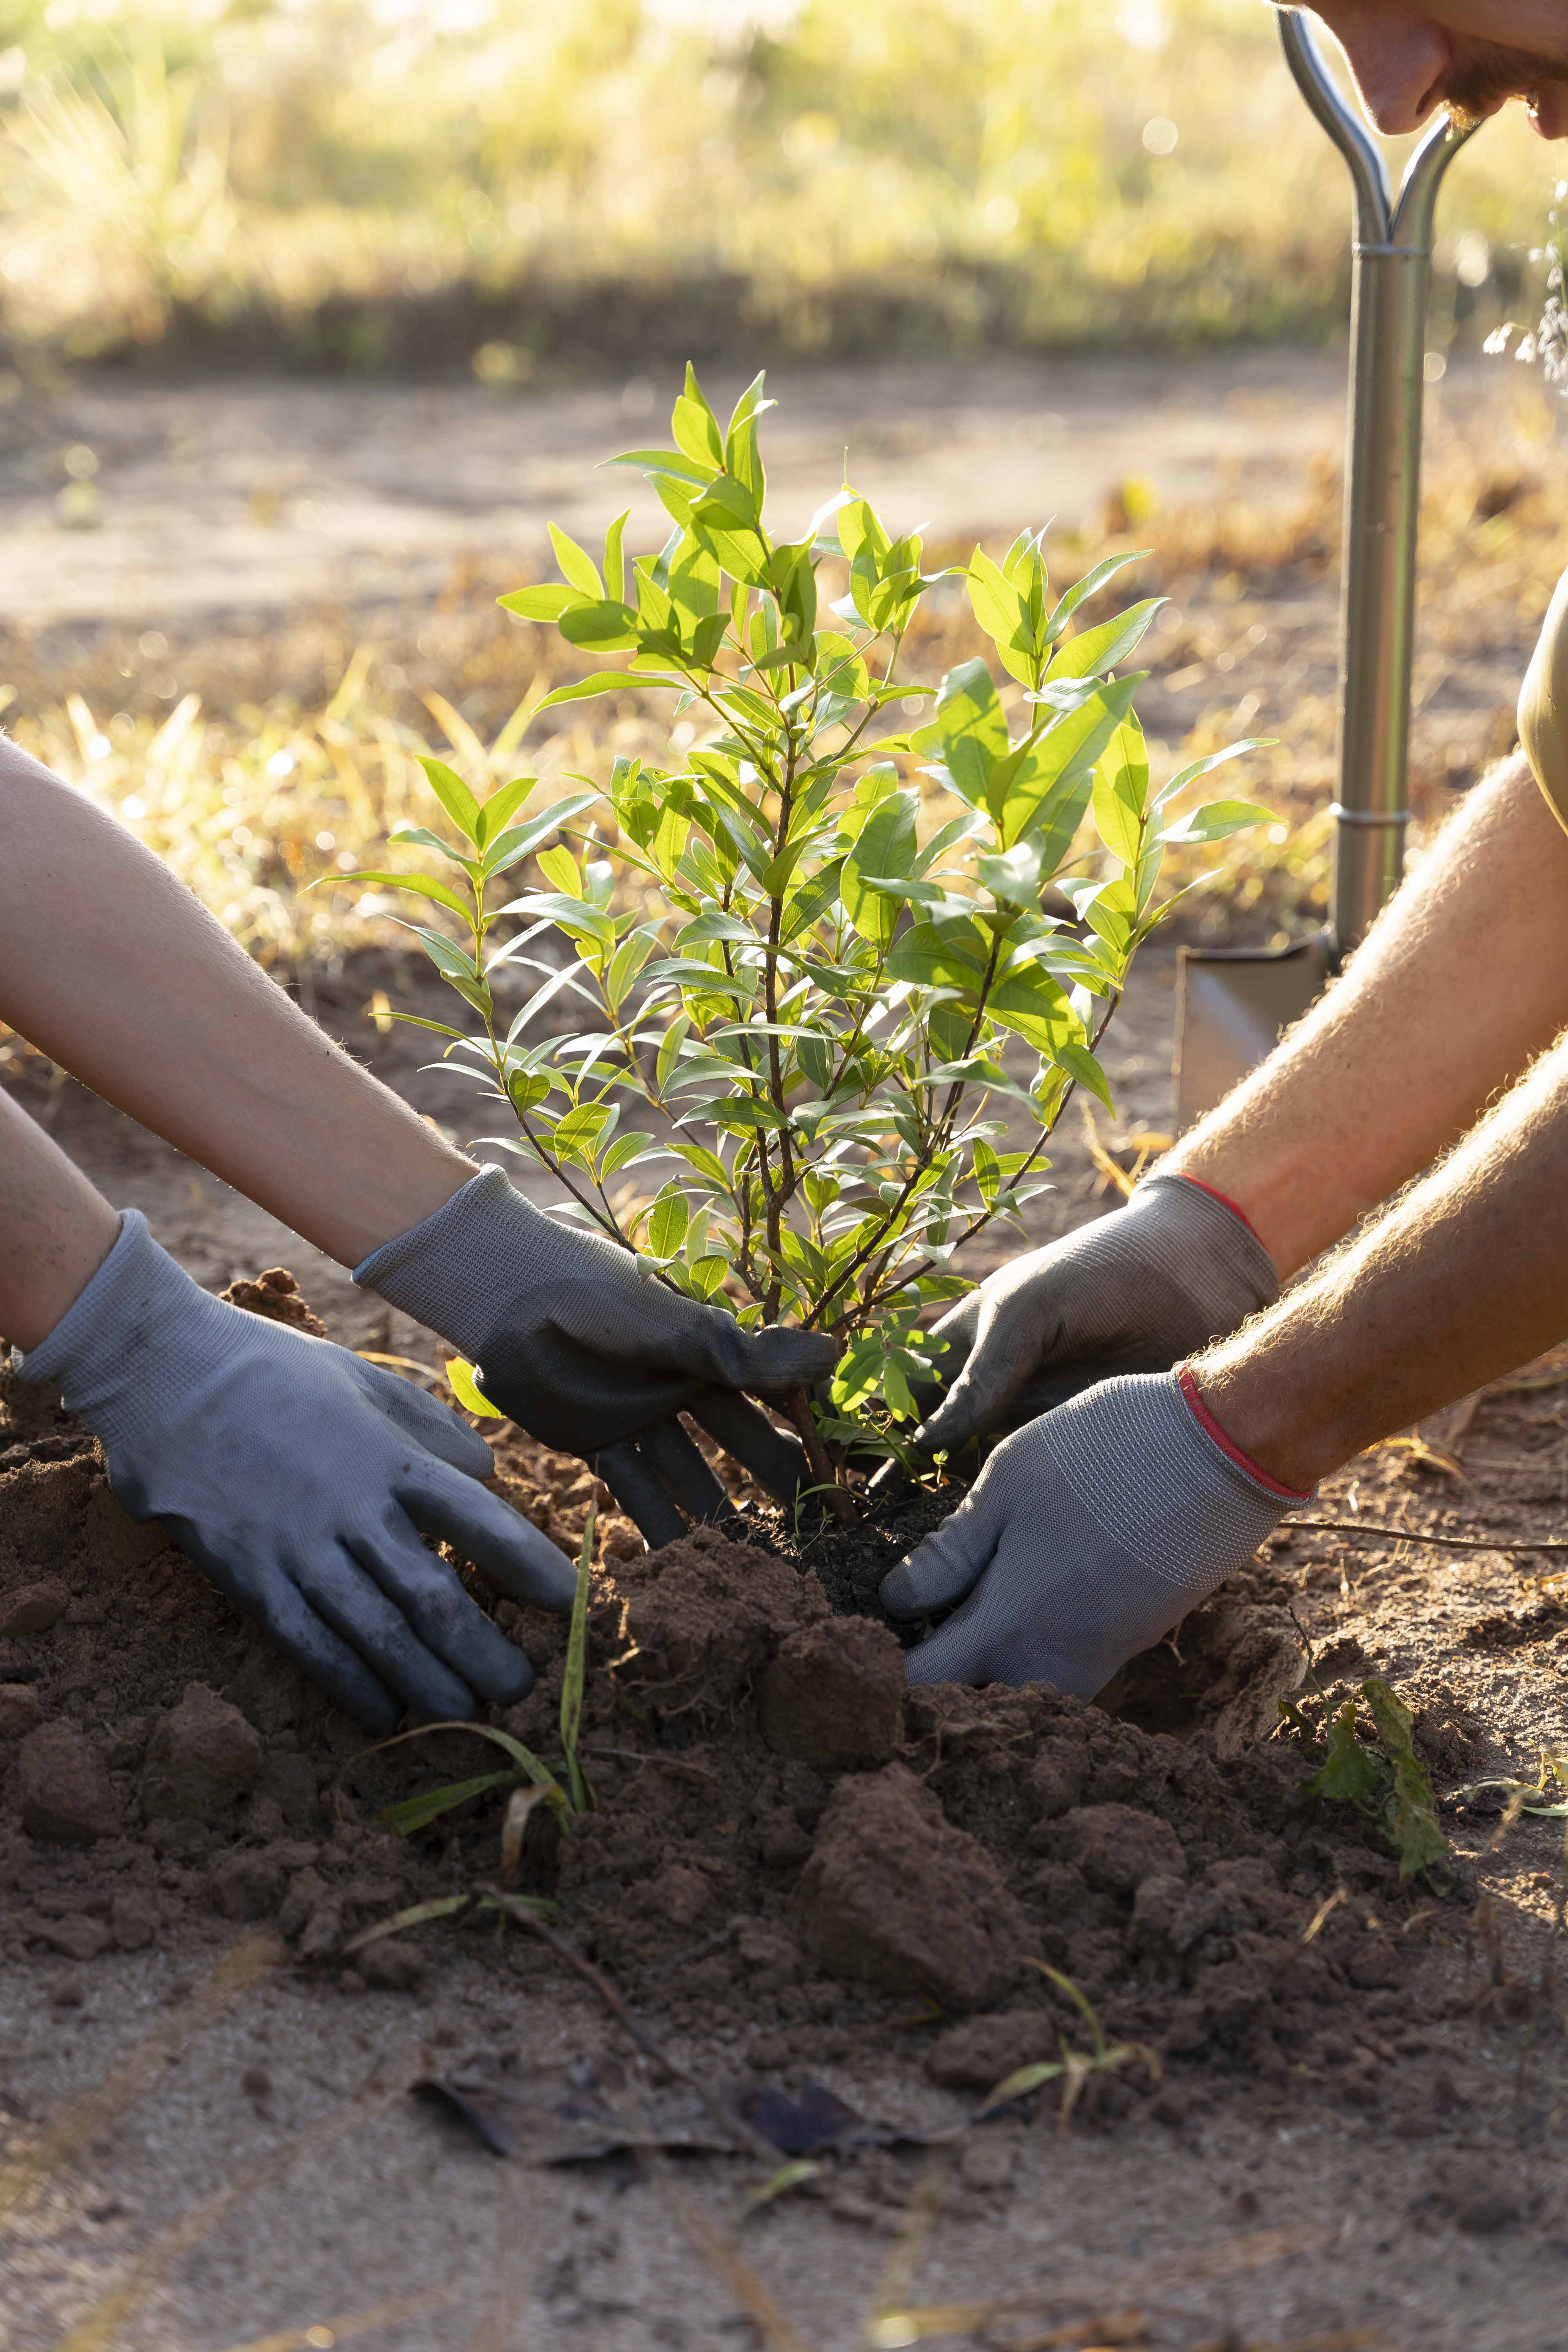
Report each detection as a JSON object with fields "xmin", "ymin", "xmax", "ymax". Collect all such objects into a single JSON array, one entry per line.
[
  {"xmin": 880, "ymin": 1368, "xmax": 1300, "ymax": 1697},
  {"xmin": 356, "ymin": 1167, "xmax": 839, "ymax": 1544},
  {"xmin": 881, "ymin": 1173, "xmax": 1278, "ymax": 1474},
  {"xmin": 17, "ymin": 1209, "xmax": 577, "ymax": 1734}
]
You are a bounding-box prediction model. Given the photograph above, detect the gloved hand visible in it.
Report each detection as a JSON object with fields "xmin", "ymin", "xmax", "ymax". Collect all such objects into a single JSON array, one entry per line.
[
  {"xmin": 356, "ymin": 1167, "xmax": 839, "ymax": 1543},
  {"xmin": 893, "ymin": 1173, "xmax": 1278, "ymax": 1466},
  {"xmin": 17, "ymin": 1210, "xmax": 577, "ymax": 1735},
  {"xmin": 881, "ymin": 1369, "xmax": 1304, "ymax": 1697}
]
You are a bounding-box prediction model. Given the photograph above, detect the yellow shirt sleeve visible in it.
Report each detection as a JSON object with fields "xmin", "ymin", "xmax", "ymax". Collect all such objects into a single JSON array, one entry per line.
[{"xmin": 1518, "ymin": 567, "xmax": 1568, "ymax": 838}]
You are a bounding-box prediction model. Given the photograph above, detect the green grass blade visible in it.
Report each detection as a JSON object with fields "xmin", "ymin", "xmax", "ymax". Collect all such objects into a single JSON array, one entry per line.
[
  {"xmin": 379, "ymin": 1771, "xmax": 517, "ymax": 1837},
  {"xmin": 561, "ymin": 1500, "xmax": 595, "ymax": 1813}
]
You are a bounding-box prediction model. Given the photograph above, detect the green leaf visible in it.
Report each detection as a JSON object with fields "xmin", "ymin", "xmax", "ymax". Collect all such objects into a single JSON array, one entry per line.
[
  {"xmin": 604, "ymin": 446, "xmax": 717, "ymax": 489},
  {"xmin": 673, "ymin": 378, "xmax": 725, "ymax": 469},
  {"xmin": 554, "ymin": 1101, "xmax": 614, "ymax": 1164},
  {"xmin": 1153, "ymin": 739, "xmax": 1273, "ymax": 808},
  {"xmin": 684, "ymin": 1254, "xmax": 730, "ymax": 1300},
  {"xmin": 1305, "ymin": 1700, "xmax": 1383, "ymax": 1804},
  {"xmin": 973, "ymin": 1142, "xmax": 1002, "ymax": 1206},
  {"xmin": 931, "ymin": 657, "xmax": 1007, "ymax": 811},
  {"xmin": 561, "ymin": 1505, "xmax": 594, "ymax": 1814},
  {"xmin": 356, "ymin": 1717, "xmax": 563, "ymax": 1799},
  {"xmin": 1005, "ymin": 675, "xmax": 1140, "ymax": 851},
  {"xmin": 534, "ymin": 671, "xmax": 680, "ymax": 714},
  {"xmin": 1052, "ymin": 598, "xmax": 1163, "ymax": 682},
  {"xmin": 548, "ymin": 522, "xmax": 604, "ymax": 598},
  {"xmin": 1154, "ymin": 798, "xmax": 1276, "ymax": 846},
  {"xmin": 496, "ymin": 584, "xmax": 575, "ymax": 623},
  {"xmin": 481, "ymin": 791, "xmax": 601, "ymax": 876},
  {"xmin": 985, "ymin": 960, "xmax": 1075, "ymax": 1053},
  {"xmin": 648, "ymin": 1191, "xmax": 690, "ymax": 1256},
  {"xmin": 1056, "ymin": 1038, "xmax": 1114, "ymax": 1112},
  {"xmin": 978, "ymin": 841, "xmax": 1044, "ymax": 904},
  {"xmin": 448, "ymin": 1355, "xmax": 503, "ymax": 1416},
  {"xmin": 1363, "ymin": 1677, "xmax": 1448, "ymax": 1879},
  {"xmin": 418, "ymin": 757, "xmax": 481, "ymax": 845},
  {"xmin": 474, "ymin": 773, "xmax": 538, "ymax": 850},
  {"xmin": 599, "ymin": 1130, "xmax": 658, "ymax": 1180},
  {"xmin": 380, "ymin": 1771, "xmax": 516, "ymax": 1837},
  {"xmin": 559, "ymin": 599, "xmax": 640, "ymax": 652},
  {"xmin": 1092, "ymin": 716, "xmax": 1151, "ymax": 866},
  {"xmin": 1047, "ymin": 549, "xmax": 1151, "ymax": 638},
  {"xmin": 340, "ymin": 869, "xmax": 472, "ymax": 924}
]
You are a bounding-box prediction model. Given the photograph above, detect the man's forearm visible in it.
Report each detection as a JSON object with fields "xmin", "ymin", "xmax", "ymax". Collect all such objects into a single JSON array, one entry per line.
[
  {"xmin": 0, "ymin": 741, "xmax": 476, "ymax": 1269},
  {"xmin": 1196, "ymin": 1020, "xmax": 1568, "ymax": 1492},
  {"xmin": 1165, "ymin": 753, "xmax": 1568, "ymax": 1278}
]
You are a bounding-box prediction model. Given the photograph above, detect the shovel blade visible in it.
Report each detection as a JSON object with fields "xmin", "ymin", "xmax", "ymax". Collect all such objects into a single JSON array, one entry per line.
[{"xmin": 1172, "ymin": 933, "xmax": 1333, "ymax": 1132}]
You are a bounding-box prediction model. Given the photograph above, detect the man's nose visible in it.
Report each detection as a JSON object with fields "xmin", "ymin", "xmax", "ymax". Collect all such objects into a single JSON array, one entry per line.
[{"xmin": 1311, "ymin": 5, "xmax": 1452, "ymax": 134}]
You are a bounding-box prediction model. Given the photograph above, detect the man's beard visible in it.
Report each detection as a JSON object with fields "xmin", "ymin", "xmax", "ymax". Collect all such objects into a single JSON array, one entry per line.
[{"xmin": 1444, "ymin": 38, "xmax": 1568, "ymax": 127}]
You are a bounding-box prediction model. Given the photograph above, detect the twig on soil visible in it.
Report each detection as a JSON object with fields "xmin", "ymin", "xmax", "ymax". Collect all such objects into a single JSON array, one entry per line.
[
  {"xmin": 1282, "ymin": 1515, "xmax": 1568, "ymax": 1555},
  {"xmin": 478, "ymin": 1885, "xmax": 784, "ymax": 2167}
]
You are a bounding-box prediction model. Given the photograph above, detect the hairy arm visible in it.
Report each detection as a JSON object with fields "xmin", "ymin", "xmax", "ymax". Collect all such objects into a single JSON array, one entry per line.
[
  {"xmin": 0, "ymin": 738, "xmax": 475, "ymax": 1270},
  {"xmin": 1166, "ymin": 751, "xmax": 1568, "ymax": 1276}
]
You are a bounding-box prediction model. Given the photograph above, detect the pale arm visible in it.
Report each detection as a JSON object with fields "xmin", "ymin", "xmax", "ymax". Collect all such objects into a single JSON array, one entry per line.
[
  {"xmin": 0, "ymin": 1084, "xmax": 122, "ymax": 1349},
  {"xmin": 0, "ymin": 737, "xmax": 475, "ymax": 1271}
]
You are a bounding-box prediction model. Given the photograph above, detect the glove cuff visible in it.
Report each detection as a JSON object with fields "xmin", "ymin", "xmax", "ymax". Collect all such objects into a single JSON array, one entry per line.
[
  {"xmin": 1174, "ymin": 1364, "xmax": 1311, "ymax": 1501},
  {"xmin": 1132, "ymin": 1169, "xmax": 1280, "ymax": 1317},
  {"xmin": 1043, "ymin": 1368, "xmax": 1301, "ymax": 1610},
  {"xmin": 354, "ymin": 1165, "xmax": 585, "ymax": 1360},
  {"xmin": 16, "ymin": 1209, "xmax": 224, "ymax": 1449}
]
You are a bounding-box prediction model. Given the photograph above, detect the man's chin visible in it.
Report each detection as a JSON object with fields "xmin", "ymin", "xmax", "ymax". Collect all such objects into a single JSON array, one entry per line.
[{"xmin": 1530, "ymin": 83, "xmax": 1568, "ymax": 140}]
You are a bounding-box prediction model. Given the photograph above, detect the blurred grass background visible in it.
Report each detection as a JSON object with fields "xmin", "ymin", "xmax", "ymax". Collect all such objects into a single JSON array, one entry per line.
[
  {"xmin": 0, "ymin": 0, "xmax": 1556, "ymax": 376},
  {"xmin": 1, "ymin": 0, "xmax": 1564, "ymax": 976}
]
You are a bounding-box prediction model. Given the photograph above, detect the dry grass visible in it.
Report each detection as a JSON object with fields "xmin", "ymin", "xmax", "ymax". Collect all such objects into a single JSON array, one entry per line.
[{"xmin": 0, "ymin": 1, "xmax": 1558, "ymax": 373}]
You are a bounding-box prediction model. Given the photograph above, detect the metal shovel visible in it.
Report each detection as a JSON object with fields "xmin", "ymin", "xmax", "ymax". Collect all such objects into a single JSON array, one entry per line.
[{"xmin": 1171, "ymin": 6, "xmax": 1479, "ymax": 1130}]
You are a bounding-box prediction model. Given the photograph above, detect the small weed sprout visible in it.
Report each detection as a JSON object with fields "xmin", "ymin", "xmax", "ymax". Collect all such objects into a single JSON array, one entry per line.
[
  {"xmin": 350, "ymin": 367, "xmax": 1271, "ymax": 1483},
  {"xmin": 977, "ymin": 1963, "xmax": 1160, "ymax": 2129},
  {"xmin": 1283, "ymin": 1671, "xmax": 1448, "ymax": 1880}
]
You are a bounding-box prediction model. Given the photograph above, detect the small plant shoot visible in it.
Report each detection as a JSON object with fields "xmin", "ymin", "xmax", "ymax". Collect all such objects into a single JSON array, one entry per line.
[{"xmin": 352, "ymin": 367, "xmax": 1272, "ymax": 1482}]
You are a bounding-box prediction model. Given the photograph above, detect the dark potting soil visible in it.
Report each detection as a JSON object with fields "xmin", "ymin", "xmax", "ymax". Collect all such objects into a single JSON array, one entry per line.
[
  {"xmin": 726, "ymin": 1475, "xmax": 966, "ymax": 1642},
  {"xmin": 0, "ymin": 1268, "xmax": 1484, "ymax": 2139}
]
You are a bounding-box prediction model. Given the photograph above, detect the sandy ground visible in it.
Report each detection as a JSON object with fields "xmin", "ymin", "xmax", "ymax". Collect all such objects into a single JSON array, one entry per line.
[
  {"xmin": 0, "ymin": 350, "xmax": 1365, "ymax": 631},
  {"xmin": 3, "ymin": 358, "xmax": 1568, "ymax": 2351}
]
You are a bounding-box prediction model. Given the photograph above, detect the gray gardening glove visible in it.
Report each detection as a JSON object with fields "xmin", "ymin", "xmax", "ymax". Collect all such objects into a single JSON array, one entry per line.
[
  {"xmin": 16, "ymin": 1210, "xmax": 576, "ymax": 1735},
  {"xmin": 896, "ymin": 1172, "xmax": 1277, "ymax": 1466},
  {"xmin": 882, "ymin": 1370, "xmax": 1304, "ymax": 1697},
  {"xmin": 356, "ymin": 1166, "xmax": 838, "ymax": 1546}
]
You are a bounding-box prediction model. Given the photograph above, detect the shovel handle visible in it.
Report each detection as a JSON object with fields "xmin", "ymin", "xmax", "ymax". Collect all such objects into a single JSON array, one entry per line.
[{"xmin": 1276, "ymin": 9, "xmax": 1478, "ymax": 955}]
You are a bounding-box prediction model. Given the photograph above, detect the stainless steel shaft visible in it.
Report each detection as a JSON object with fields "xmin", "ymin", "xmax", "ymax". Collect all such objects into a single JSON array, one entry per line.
[{"xmin": 1279, "ymin": 9, "xmax": 1475, "ymax": 954}]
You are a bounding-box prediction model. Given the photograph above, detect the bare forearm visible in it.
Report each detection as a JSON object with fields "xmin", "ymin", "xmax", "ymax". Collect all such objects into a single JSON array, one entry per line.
[
  {"xmin": 1166, "ymin": 755, "xmax": 1568, "ymax": 1276},
  {"xmin": 0, "ymin": 742, "xmax": 475, "ymax": 1268},
  {"xmin": 0, "ymin": 1087, "xmax": 121, "ymax": 1349},
  {"xmin": 1197, "ymin": 1024, "xmax": 1568, "ymax": 1491}
]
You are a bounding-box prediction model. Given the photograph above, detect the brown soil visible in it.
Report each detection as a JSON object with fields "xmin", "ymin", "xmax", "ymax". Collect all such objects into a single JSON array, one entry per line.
[
  {"xmin": 0, "ymin": 1263, "xmax": 1545, "ymax": 2128},
  {"xmin": 5, "ymin": 1010, "xmax": 1568, "ymax": 2348}
]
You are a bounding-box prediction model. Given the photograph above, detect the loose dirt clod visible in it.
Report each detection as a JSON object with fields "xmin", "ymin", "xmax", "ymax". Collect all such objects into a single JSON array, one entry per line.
[
  {"xmin": 16, "ymin": 1719, "xmax": 121, "ymax": 1843},
  {"xmin": 219, "ymin": 1266, "xmax": 327, "ymax": 1335},
  {"xmin": 140, "ymin": 1682, "xmax": 265, "ymax": 1823},
  {"xmin": 801, "ymin": 1763, "xmax": 1033, "ymax": 2011},
  {"xmin": 759, "ymin": 1616, "xmax": 906, "ymax": 1768},
  {"xmin": 0, "ymin": 1578, "xmax": 68, "ymax": 1636}
]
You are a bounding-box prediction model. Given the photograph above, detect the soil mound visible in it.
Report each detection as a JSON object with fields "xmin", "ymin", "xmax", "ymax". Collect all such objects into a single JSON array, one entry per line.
[{"xmin": 0, "ymin": 1284, "xmax": 1475, "ymax": 2127}]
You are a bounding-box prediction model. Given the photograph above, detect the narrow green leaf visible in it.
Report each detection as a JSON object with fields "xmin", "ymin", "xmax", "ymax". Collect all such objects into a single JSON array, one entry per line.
[
  {"xmin": 548, "ymin": 521, "xmax": 604, "ymax": 597},
  {"xmin": 448, "ymin": 1355, "xmax": 503, "ymax": 1417},
  {"xmin": 418, "ymin": 757, "xmax": 481, "ymax": 844},
  {"xmin": 380, "ymin": 1771, "xmax": 516, "ymax": 1837}
]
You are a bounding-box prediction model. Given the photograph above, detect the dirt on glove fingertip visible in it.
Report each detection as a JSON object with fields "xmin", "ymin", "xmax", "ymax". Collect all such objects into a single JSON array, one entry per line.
[{"xmin": 0, "ymin": 1271, "xmax": 1497, "ymax": 2138}]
